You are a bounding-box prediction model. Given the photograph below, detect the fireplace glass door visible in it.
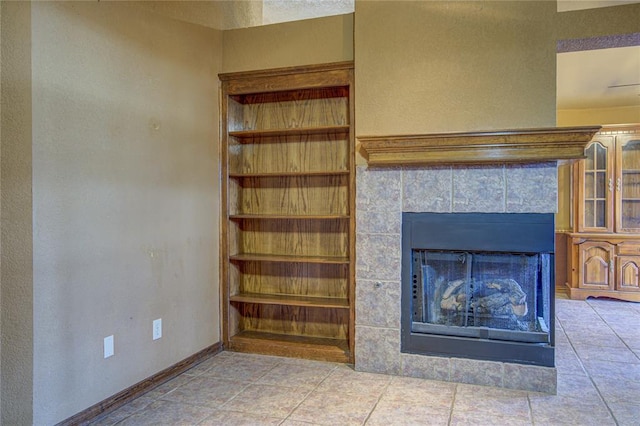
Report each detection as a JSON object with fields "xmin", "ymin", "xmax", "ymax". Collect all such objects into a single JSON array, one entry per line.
[{"xmin": 411, "ymin": 250, "xmax": 551, "ymax": 343}]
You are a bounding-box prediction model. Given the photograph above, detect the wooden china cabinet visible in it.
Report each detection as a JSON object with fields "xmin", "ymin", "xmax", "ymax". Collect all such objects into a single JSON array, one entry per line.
[{"xmin": 566, "ymin": 125, "xmax": 640, "ymax": 301}]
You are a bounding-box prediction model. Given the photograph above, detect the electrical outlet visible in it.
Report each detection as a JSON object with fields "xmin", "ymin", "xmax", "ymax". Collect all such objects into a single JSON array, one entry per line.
[
  {"xmin": 153, "ymin": 318, "xmax": 162, "ymax": 340},
  {"xmin": 104, "ymin": 335, "xmax": 114, "ymax": 358}
]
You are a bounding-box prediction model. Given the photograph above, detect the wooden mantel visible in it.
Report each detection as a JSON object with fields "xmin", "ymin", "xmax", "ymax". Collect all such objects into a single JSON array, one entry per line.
[{"xmin": 358, "ymin": 126, "xmax": 601, "ymax": 166}]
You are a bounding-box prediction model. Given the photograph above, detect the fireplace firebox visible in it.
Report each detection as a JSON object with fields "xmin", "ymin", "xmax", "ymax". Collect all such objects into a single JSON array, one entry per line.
[{"xmin": 401, "ymin": 213, "xmax": 555, "ymax": 367}]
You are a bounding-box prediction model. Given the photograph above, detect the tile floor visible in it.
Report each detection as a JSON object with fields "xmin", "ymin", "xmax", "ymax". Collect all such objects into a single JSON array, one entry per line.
[{"xmin": 91, "ymin": 297, "xmax": 640, "ymax": 425}]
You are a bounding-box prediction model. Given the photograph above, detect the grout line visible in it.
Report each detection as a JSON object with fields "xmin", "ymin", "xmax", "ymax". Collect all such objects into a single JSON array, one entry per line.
[
  {"xmin": 526, "ymin": 392, "xmax": 536, "ymax": 426},
  {"xmin": 447, "ymin": 383, "xmax": 458, "ymax": 425},
  {"xmin": 361, "ymin": 374, "xmax": 393, "ymax": 425},
  {"xmin": 278, "ymin": 359, "xmax": 338, "ymax": 425}
]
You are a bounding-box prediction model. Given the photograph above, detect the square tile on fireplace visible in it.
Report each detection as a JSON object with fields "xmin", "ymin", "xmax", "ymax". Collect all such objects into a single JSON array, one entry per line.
[
  {"xmin": 402, "ymin": 166, "xmax": 452, "ymax": 212},
  {"xmin": 356, "ymin": 210, "xmax": 401, "ymax": 234},
  {"xmin": 355, "ymin": 326, "xmax": 401, "ymax": 375},
  {"xmin": 505, "ymin": 162, "xmax": 557, "ymax": 213},
  {"xmin": 356, "ymin": 233, "xmax": 401, "ymax": 281},
  {"xmin": 400, "ymin": 353, "xmax": 450, "ymax": 382},
  {"xmin": 450, "ymin": 358, "xmax": 503, "ymax": 387},
  {"xmin": 355, "ymin": 279, "xmax": 400, "ymax": 328},
  {"xmin": 503, "ymin": 363, "xmax": 557, "ymax": 394},
  {"xmin": 452, "ymin": 165, "xmax": 505, "ymax": 212},
  {"xmin": 356, "ymin": 166, "xmax": 402, "ymax": 212}
]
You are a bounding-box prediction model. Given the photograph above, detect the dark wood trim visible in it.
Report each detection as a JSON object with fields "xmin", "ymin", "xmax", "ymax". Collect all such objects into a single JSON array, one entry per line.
[
  {"xmin": 358, "ymin": 126, "xmax": 601, "ymax": 166},
  {"xmin": 56, "ymin": 342, "xmax": 223, "ymax": 426}
]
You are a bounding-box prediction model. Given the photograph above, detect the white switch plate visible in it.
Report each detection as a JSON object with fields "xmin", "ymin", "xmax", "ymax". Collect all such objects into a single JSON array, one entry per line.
[
  {"xmin": 104, "ymin": 335, "xmax": 114, "ymax": 358},
  {"xmin": 153, "ymin": 318, "xmax": 162, "ymax": 340}
]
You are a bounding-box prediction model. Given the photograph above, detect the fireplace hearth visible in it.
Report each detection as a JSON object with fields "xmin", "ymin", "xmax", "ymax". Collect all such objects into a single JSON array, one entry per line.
[{"xmin": 401, "ymin": 212, "xmax": 555, "ymax": 367}]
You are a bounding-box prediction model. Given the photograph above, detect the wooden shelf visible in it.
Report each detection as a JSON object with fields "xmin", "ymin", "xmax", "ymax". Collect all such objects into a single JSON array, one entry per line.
[
  {"xmin": 229, "ymin": 170, "xmax": 349, "ymax": 178},
  {"xmin": 230, "ymin": 292, "xmax": 349, "ymax": 309},
  {"xmin": 230, "ymin": 214, "xmax": 349, "ymax": 220},
  {"xmin": 230, "ymin": 253, "xmax": 350, "ymax": 264},
  {"xmin": 228, "ymin": 330, "xmax": 350, "ymax": 363},
  {"xmin": 229, "ymin": 125, "xmax": 349, "ymax": 140}
]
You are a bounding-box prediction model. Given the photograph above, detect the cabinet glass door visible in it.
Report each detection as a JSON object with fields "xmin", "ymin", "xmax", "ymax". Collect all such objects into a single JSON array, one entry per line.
[
  {"xmin": 617, "ymin": 137, "xmax": 640, "ymax": 233},
  {"xmin": 580, "ymin": 138, "xmax": 614, "ymax": 232}
]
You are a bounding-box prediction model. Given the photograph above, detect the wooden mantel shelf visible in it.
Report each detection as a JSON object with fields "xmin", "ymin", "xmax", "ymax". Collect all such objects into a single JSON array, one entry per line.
[{"xmin": 358, "ymin": 126, "xmax": 601, "ymax": 166}]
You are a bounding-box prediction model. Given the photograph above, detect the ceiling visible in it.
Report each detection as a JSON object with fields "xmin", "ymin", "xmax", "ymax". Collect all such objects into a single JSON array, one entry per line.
[{"xmin": 557, "ymin": 45, "xmax": 640, "ymax": 110}]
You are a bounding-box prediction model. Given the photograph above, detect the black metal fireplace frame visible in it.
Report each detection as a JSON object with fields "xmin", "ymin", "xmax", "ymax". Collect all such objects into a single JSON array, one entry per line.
[{"xmin": 401, "ymin": 212, "xmax": 555, "ymax": 367}]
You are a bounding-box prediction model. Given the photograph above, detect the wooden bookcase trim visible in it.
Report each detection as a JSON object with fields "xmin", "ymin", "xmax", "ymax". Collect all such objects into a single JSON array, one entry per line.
[
  {"xmin": 229, "ymin": 214, "xmax": 350, "ymax": 220},
  {"xmin": 220, "ymin": 62, "xmax": 353, "ymax": 95},
  {"xmin": 359, "ymin": 126, "xmax": 601, "ymax": 166},
  {"xmin": 229, "ymin": 125, "xmax": 350, "ymax": 139},
  {"xmin": 230, "ymin": 292, "xmax": 350, "ymax": 309},
  {"xmin": 229, "ymin": 331, "xmax": 349, "ymax": 363},
  {"xmin": 229, "ymin": 170, "xmax": 349, "ymax": 178},
  {"xmin": 230, "ymin": 253, "xmax": 350, "ymax": 264}
]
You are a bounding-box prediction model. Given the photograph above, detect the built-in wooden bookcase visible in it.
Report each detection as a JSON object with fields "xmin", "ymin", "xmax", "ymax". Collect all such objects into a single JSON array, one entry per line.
[{"xmin": 219, "ymin": 63, "xmax": 355, "ymax": 363}]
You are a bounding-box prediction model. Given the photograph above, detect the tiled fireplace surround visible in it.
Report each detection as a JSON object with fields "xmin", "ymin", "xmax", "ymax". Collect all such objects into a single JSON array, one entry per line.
[{"xmin": 354, "ymin": 162, "xmax": 559, "ymax": 393}]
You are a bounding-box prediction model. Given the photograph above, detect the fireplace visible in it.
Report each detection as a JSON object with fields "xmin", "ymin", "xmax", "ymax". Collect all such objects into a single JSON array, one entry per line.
[
  {"xmin": 354, "ymin": 127, "xmax": 598, "ymax": 392},
  {"xmin": 401, "ymin": 212, "xmax": 555, "ymax": 367}
]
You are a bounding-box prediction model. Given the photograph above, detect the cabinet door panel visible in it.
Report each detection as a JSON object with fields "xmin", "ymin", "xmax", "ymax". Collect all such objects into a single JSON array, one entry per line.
[
  {"xmin": 617, "ymin": 256, "xmax": 640, "ymax": 291},
  {"xmin": 578, "ymin": 137, "xmax": 614, "ymax": 233},
  {"xmin": 578, "ymin": 242, "xmax": 614, "ymax": 290},
  {"xmin": 616, "ymin": 136, "xmax": 640, "ymax": 233}
]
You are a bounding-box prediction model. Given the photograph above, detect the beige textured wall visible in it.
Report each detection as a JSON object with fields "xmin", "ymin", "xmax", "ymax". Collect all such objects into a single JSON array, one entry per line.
[
  {"xmin": 355, "ymin": 1, "xmax": 557, "ymax": 138},
  {"xmin": 558, "ymin": 106, "xmax": 640, "ymax": 126},
  {"xmin": 222, "ymin": 13, "xmax": 353, "ymax": 72},
  {"xmin": 30, "ymin": 2, "xmax": 221, "ymax": 424},
  {"xmin": 0, "ymin": 1, "xmax": 34, "ymax": 424},
  {"xmin": 134, "ymin": 0, "xmax": 263, "ymax": 30}
]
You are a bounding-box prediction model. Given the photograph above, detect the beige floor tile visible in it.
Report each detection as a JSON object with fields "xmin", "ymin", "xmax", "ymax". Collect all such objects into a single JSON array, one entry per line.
[
  {"xmin": 199, "ymin": 409, "xmax": 283, "ymax": 425},
  {"xmin": 88, "ymin": 396, "xmax": 155, "ymax": 426},
  {"xmin": 555, "ymin": 372, "xmax": 600, "ymax": 399},
  {"xmin": 606, "ymin": 402, "xmax": 640, "ymax": 426},
  {"xmin": 289, "ymin": 391, "xmax": 380, "ymax": 426},
  {"xmin": 591, "ymin": 376, "xmax": 640, "ymax": 403},
  {"xmin": 202, "ymin": 356, "xmax": 278, "ymax": 381},
  {"xmin": 573, "ymin": 343, "xmax": 640, "ymax": 363},
  {"xmin": 450, "ymin": 411, "xmax": 532, "ymax": 426},
  {"xmin": 256, "ymin": 363, "xmax": 335, "ymax": 389},
  {"xmin": 380, "ymin": 376, "xmax": 454, "ymax": 408},
  {"xmin": 222, "ymin": 383, "xmax": 310, "ymax": 418},
  {"xmin": 142, "ymin": 375, "xmax": 197, "ymax": 400},
  {"xmin": 314, "ymin": 365, "xmax": 391, "ymax": 397},
  {"xmin": 280, "ymin": 420, "xmax": 322, "ymax": 426},
  {"xmin": 455, "ymin": 383, "xmax": 529, "ymax": 399},
  {"xmin": 118, "ymin": 400, "xmax": 215, "ymax": 426},
  {"xmin": 365, "ymin": 399, "xmax": 451, "ymax": 425},
  {"xmin": 452, "ymin": 394, "xmax": 531, "ymax": 419},
  {"xmin": 529, "ymin": 394, "xmax": 615, "ymax": 425},
  {"xmin": 160, "ymin": 376, "xmax": 249, "ymax": 407}
]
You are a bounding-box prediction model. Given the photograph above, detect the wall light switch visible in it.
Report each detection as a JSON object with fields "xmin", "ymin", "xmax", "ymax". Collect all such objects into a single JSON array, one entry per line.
[
  {"xmin": 104, "ymin": 335, "xmax": 114, "ymax": 358},
  {"xmin": 153, "ymin": 318, "xmax": 162, "ymax": 340}
]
